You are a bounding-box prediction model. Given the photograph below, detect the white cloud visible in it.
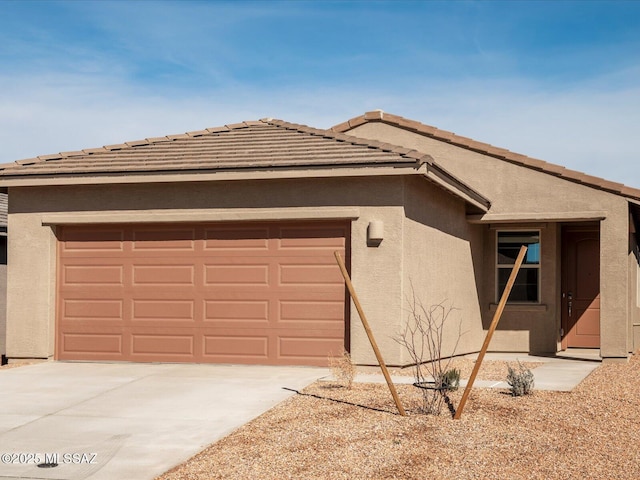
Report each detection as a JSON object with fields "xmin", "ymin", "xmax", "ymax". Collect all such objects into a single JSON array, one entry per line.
[{"xmin": 0, "ymin": 70, "xmax": 638, "ymax": 189}]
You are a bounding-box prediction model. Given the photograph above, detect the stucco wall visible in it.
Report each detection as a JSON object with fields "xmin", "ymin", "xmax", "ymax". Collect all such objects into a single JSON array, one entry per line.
[
  {"xmin": 6, "ymin": 213, "xmax": 56, "ymax": 359},
  {"xmin": 400, "ymin": 176, "xmax": 485, "ymax": 364},
  {"xmin": 7, "ymin": 175, "xmax": 471, "ymax": 366},
  {"xmin": 482, "ymin": 223, "xmax": 560, "ymax": 353},
  {"xmin": 348, "ymin": 122, "xmax": 631, "ymax": 360},
  {"xmin": 0, "ymin": 264, "xmax": 6, "ymax": 357},
  {"xmin": 630, "ymin": 222, "xmax": 640, "ymax": 352}
]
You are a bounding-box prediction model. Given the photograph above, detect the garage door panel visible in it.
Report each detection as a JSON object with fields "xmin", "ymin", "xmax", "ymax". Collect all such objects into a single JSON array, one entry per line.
[
  {"xmin": 203, "ymin": 300, "xmax": 269, "ymax": 324},
  {"xmin": 132, "ymin": 227, "xmax": 197, "ymax": 251},
  {"xmin": 279, "ymin": 239, "xmax": 345, "ymax": 251},
  {"xmin": 279, "ymin": 263, "xmax": 344, "ymax": 286},
  {"xmin": 132, "ymin": 299, "xmax": 195, "ymax": 321},
  {"xmin": 202, "ymin": 333, "xmax": 269, "ymax": 362},
  {"xmin": 58, "ymin": 221, "xmax": 348, "ymax": 365},
  {"xmin": 59, "ymin": 322, "xmax": 125, "ymax": 359},
  {"xmin": 60, "ymin": 288, "xmax": 126, "ymax": 301},
  {"xmin": 63, "ymin": 299, "xmax": 123, "ymax": 319},
  {"xmin": 278, "ymin": 336, "xmax": 345, "ymax": 364},
  {"xmin": 204, "ymin": 227, "xmax": 270, "ymax": 252},
  {"xmin": 278, "ymin": 224, "xmax": 346, "ymax": 240},
  {"xmin": 62, "ymin": 265, "xmax": 124, "ymax": 286},
  {"xmin": 276, "ymin": 286, "xmax": 345, "ymax": 298},
  {"xmin": 204, "ymin": 263, "xmax": 270, "ymax": 286},
  {"xmin": 61, "ymin": 228, "xmax": 126, "ymax": 252},
  {"xmin": 279, "ymin": 300, "xmax": 345, "ymax": 323},
  {"xmin": 62, "ymin": 334, "xmax": 123, "ymax": 357},
  {"xmin": 130, "ymin": 334, "xmax": 195, "ymax": 357},
  {"xmin": 132, "ymin": 264, "xmax": 196, "ymax": 286}
]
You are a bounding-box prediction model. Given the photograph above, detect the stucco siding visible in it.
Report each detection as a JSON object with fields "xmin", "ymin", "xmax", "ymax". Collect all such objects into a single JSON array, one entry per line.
[
  {"xmin": 599, "ymin": 206, "xmax": 630, "ymax": 360},
  {"xmin": 6, "ymin": 177, "xmax": 416, "ymax": 364},
  {"xmin": 348, "ymin": 122, "xmax": 633, "ymax": 359},
  {"xmin": 349, "ymin": 122, "xmax": 623, "ymax": 216},
  {"xmin": 482, "ymin": 224, "xmax": 560, "ymax": 353},
  {"xmin": 401, "ymin": 176, "xmax": 485, "ymax": 363},
  {"xmin": 349, "ymin": 204, "xmax": 405, "ymax": 365},
  {"xmin": 628, "ymin": 218, "xmax": 640, "ymax": 353},
  {"xmin": 0, "ymin": 264, "xmax": 6, "ymax": 357},
  {"xmin": 6, "ymin": 213, "xmax": 57, "ymax": 358}
]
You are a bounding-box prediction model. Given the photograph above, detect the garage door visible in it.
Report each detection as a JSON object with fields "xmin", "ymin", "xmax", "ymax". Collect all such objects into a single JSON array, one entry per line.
[{"xmin": 56, "ymin": 221, "xmax": 349, "ymax": 366}]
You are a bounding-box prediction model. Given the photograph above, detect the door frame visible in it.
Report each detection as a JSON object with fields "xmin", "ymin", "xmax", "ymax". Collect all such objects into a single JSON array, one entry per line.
[{"xmin": 560, "ymin": 223, "xmax": 601, "ymax": 350}]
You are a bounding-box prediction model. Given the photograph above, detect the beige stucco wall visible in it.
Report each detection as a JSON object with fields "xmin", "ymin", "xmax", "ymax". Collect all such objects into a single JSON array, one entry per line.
[
  {"xmin": 630, "ymin": 222, "xmax": 640, "ymax": 352},
  {"xmin": 0, "ymin": 263, "xmax": 6, "ymax": 357},
  {"xmin": 481, "ymin": 223, "xmax": 560, "ymax": 353},
  {"xmin": 399, "ymin": 176, "xmax": 485, "ymax": 364},
  {"xmin": 6, "ymin": 175, "xmax": 476, "ymax": 366},
  {"xmin": 6, "ymin": 213, "xmax": 57, "ymax": 359},
  {"xmin": 348, "ymin": 122, "xmax": 632, "ymax": 360}
]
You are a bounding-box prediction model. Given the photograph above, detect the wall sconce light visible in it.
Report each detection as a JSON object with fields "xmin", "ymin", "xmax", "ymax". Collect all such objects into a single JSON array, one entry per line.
[{"xmin": 367, "ymin": 220, "xmax": 384, "ymax": 247}]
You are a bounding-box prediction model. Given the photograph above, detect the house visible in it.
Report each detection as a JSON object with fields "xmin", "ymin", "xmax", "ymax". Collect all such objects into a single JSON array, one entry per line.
[
  {"xmin": 333, "ymin": 111, "xmax": 640, "ymax": 363},
  {"xmin": 0, "ymin": 113, "xmax": 637, "ymax": 366}
]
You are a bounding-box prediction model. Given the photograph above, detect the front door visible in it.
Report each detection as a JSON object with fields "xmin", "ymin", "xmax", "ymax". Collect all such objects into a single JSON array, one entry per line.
[{"xmin": 561, "ymin": 228, "xmax": 600, "ymax": 348}]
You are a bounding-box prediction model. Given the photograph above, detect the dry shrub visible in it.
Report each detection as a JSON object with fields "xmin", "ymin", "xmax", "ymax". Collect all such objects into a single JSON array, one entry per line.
[
  {"xmin": 328, "ymin": 349, "xmax": 356, "ymax": 389},
  {"xmin": 396, "ymin": 293, "xmax": 465, "ymax": 415}
]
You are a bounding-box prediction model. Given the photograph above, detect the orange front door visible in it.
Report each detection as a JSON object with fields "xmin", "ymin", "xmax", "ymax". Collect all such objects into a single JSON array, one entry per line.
[{"xmin": 561, "ymin": 228, "xmax": 600, "ymax": 348}]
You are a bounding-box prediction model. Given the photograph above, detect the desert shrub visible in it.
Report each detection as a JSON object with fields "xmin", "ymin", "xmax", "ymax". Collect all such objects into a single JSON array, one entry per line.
[
  {"xmin": 438, "ymin": 368, "xmax": 461, "ymax": 392},
  {"xmin": 328, "ymin": 349, "xmax": 356, "ymax": 389},
  {"xmin": 506, "ymin": 361, "xmax": 535, "ymax": 396},
  {"xmin": 396, "ymin": 294, "xmax": 464, "ymax": 415}
]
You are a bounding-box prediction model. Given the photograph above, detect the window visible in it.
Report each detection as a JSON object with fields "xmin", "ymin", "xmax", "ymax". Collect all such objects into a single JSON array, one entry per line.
[{"xmin": 497, "ymin": 231, "xmax": 540, "ymax": 303}]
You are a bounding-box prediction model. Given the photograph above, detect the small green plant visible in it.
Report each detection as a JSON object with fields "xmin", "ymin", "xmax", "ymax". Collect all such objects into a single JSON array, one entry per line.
[
  {"xmin": 437, "ymin": 368, "xmax": 461, "ymax": 392},
  {"xmin": 506, "ymin": 361, "xmax": 534, "ymax": 396},
  {"xmin": 328, "ymin": 349, "xmax": 356, "ymax": 389}
]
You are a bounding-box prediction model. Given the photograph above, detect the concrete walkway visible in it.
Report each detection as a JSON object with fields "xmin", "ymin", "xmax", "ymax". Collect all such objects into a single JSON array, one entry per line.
[
  {"xmin": 0, "ymin": 362, "xmax": 327, "ymax": 480},
  {"xmin": 346, "ymin": 352, "xmax": 601, "ymax": 392},
  {"xmin": 0, "ymin": 354, "xmax": 600, "ymax": 479}
]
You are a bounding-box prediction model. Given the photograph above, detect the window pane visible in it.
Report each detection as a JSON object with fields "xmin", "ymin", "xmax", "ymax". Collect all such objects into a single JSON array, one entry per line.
[
  {"xmin": 498, "ymin": 268, "xmax": 539, "ymax": 302},
  {"xmin": 498, "ymin": 232, "xmax": 540, "ymax": 265}
]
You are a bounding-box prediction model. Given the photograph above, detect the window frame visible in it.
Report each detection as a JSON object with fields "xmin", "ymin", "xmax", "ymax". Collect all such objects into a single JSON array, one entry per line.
[{"xmin": 495, "ymin": 229, "xmax": 541, "ymax": 304}]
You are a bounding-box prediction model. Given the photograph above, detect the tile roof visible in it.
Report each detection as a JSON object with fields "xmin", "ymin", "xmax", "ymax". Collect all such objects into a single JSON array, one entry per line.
[
  {"xmin": 332, "ymin": 110, "xmax": 640, "ymax": 201},
  {"xmin": 0, "ymin": 119, "xmax": 434, "ymax": 178}
]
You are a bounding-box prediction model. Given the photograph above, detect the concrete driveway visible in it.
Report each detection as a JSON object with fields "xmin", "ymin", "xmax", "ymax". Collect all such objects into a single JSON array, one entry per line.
[{"xmin": 0, "ymin": 362, "xmax": 326, "ymax": 480}]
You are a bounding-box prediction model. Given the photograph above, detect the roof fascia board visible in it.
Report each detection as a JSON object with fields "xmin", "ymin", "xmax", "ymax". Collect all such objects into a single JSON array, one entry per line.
[
  {"xmin": 0, "ymin": 164, "xmax": 423, "ymax": 187},
  {"xmin": 425, "ymin": 163, "xmax": 491, "ymax": 212},
  {"xmin": 467, "ymin": 211, "xmax": 608, "ymax": 224}
]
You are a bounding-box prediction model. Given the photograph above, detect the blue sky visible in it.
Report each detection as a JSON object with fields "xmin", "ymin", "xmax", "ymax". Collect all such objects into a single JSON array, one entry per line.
[{"xmin": 1, "ymin": 0, "xmax": 639, "ymax": 186}]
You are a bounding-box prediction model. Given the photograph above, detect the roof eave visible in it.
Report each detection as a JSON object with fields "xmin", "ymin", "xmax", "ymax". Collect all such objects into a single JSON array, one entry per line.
[
  {"xmin": 424, "ymin": 163, "xmax": 490, "ymax": 213},
  {"xmin": 334, "ymin": 111, "xmax": 640, "ymax": 202},
  {"xmin": 0, "ymin": 160, "xmax": 489, "ymax": 212},
  {"xmin": 0, "ymin": 162, "xmax": 425, "ymax": 188}
]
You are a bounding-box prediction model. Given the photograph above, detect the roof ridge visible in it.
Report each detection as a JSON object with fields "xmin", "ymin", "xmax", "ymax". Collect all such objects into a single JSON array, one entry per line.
[
  {"xmin": 332, "ymin": 111, "xmax": 640, "ymax": 201},
  {"xmin": 11, "ymin": 120, "xmax": 268, "ymax": 167},
  {"xmin": 11, "ymin": 117, "xmax": 436, "ymax": 169},
  {"xmin": 260, "ymin": 118, "xmax": 434, "ymax": 166}
]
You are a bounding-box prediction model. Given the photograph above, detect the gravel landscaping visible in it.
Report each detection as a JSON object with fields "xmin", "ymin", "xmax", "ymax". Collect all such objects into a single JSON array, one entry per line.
[{"xmin": 159, "ymin": 354, "xmax": 640, "ymax": 480}]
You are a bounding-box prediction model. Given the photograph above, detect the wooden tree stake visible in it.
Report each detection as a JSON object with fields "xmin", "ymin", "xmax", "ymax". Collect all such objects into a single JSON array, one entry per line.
[
  {"xmin": 334, "ymin": 252, "xmax": 406, "ymax": 416},
  {"xmin": 454, "ymin": 245, "xmax": 528, "ymax": 420}
]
